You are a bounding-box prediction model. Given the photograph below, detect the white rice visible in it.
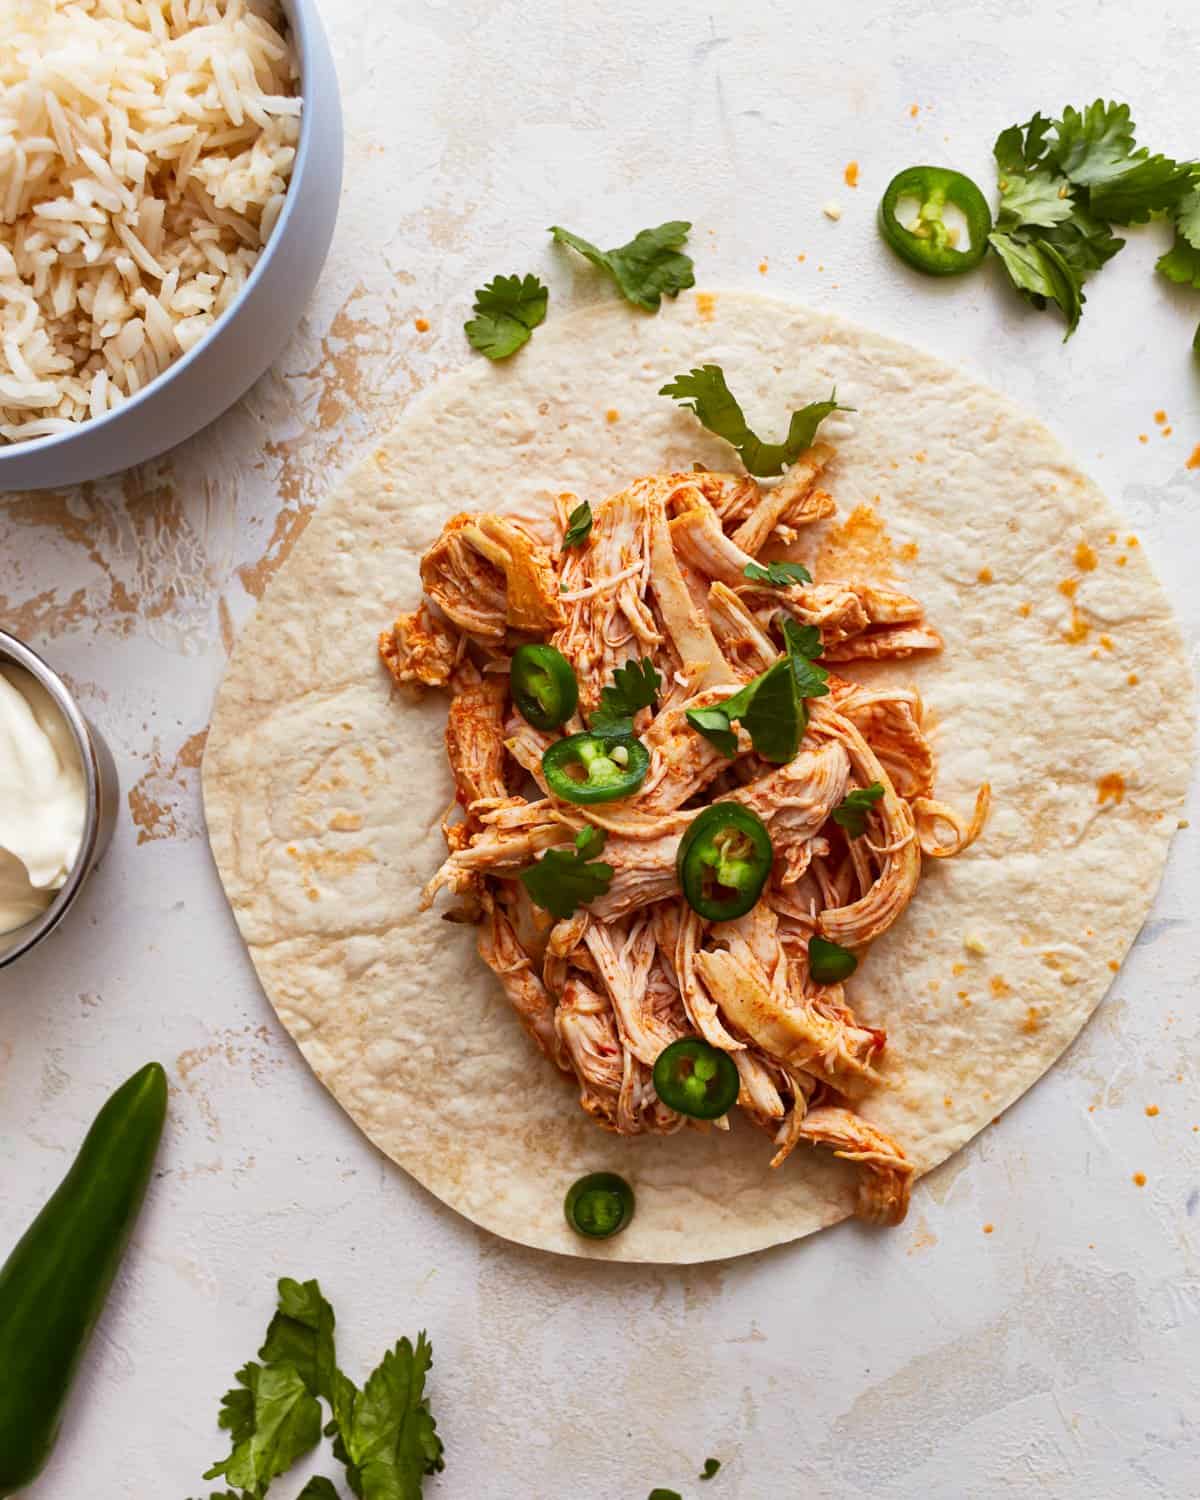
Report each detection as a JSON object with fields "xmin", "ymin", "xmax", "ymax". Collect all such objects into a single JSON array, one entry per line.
[{"xmin": 0, "ymin": 0, "xmax": 301, "ymax": 444}]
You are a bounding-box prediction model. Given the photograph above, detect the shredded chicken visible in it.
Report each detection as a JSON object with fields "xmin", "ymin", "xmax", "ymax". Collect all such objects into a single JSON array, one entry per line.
[{"xmin": 384, "ymin": 454, "xmax": 990, "ymax": 1229}]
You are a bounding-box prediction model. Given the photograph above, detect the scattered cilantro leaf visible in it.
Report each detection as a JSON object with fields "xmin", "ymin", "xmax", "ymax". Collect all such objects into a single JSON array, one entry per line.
[
  {"xmin": 1156, "ymin": 233, "xmax": 1200, "ymax": 288},
  {"xmin": 589, "ymin": 657, "xmax": 661, "ymax": 736},
  {"xmin": 463, "ymin": 273, "xmax": 547, "ymax": 359},
  {"xmin": 519, "ymin": 827, "xmax": 613, "ymax": 919},
  {"xmin": 686, "ymin": 706, "xmax": 738, "ymax": 758},
  {"xmin": 1036, "ymin": 208, "xmax": 1124, "ymax": 276},
  {"xmin": 548, "ymin": 221, "xmax": 695, "ymax": 311},
  {"xmin": 260, "ymin": 1278, "xmax": 338, "ymax": 1404},
  {"xmin": 1176, "ymin": 185, "xmax": 1200, "ymax": 249},
  {"xmin": 994, "ymin": 112, "xmax": 1053, "ymax": 175},
  {"xmin": 988, "ymin": 231, "xmax": 1084, "ymax": 335},
  {"xmin": 1088, "ymin": 154, "xmax": 1197, "ymax": 224},
  {"xmin": 298, "ymin": 1481, "xmax": 342, "ymax": 1500},
  {"xmin": 739, "ymin": 655, "xmax": 802, "ymax": 764},
  {"xmin": 996, "ymin": 167, "xmax": 1074, "ymax": 230},
  {"xmin": 203, "ymin": 1362, "xmax": 323, "ymax": 1494},
  {"xmin": 660, "ymin": 365, "xmax": 848, "ymax": 477},
  {"xmin": 700, "ymin": 1456, "xmax": 722, "ymax": 1480},
  {"xmin": 781, "ymin": 617, "xmax": 830, "ymax": 700},
  {"xmin": 561, "ymin": 500, "xmax": 593, "ymax": 550},
  {"xmin": 329, "ymin": 1334, "xmax": 445, "ymax": 1500},
  {"xmin": 743, "ymin": 559, "xmax": 813, "ymax": 587},
  {"xmin": 832, "ymin": 782, "xmax": 885, "ymax": 838},
  {"xmin": 1049, "ymin": 100, "xmax": 1137, "ymax": 186}
]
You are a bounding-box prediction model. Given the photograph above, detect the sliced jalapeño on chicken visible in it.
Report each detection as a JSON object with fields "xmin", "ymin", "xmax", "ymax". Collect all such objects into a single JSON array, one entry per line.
[
  {"xmin": 510, "ymin": 642, "xmax": 579, "ymax": 730},
  {"xmin": 677, "ymin": 804, "xmax": 773, "ymax": 920},
  {"xmin": 808, "ymin": 935, "xmax": 858, "ymax": 984},
  {"xmin": 652, "ymin": 1038, "xmax": 740, "ymax": 1120},
  {"xmin": 542, "ymin": 732, "xmax": 649, "ymax": 804},
  {"xmin": 564, "ymin": 1171, "xmax": 635, "ymax": 1238}
]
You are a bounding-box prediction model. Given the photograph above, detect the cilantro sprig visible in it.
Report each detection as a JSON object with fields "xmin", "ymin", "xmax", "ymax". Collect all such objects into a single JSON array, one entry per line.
[
  {"xmin": 988, "ymin": 100, "xmax": 1198, "ymax": 339},
  {"xmin": 561, "ymin": 499, "xmax": 593, "ymax": 550},
  {"xmin": 743, "ymin": 559, "xmax": 813, "ymax": 587},
  {"xmin": 519, "ymin": 825, "xmax": 613, "ymax": 918},
  {"xmin": 660, "ymin": 365, "xmax": 848, "ymax": 478},
  {"xmin": 589, "ymin": 656, "xmax": 661, "ymax": 737},
  {"xmin": 832, "ymin": 782, "xmax": 885, "ymax": 839},
  {"xmin": 192, "ymin": 1278, "xmax": 443, "ymax": 1500},
  {"xmin": 549, "ymin": 221, "xmax": 695, "ymax": 310},
  {"xmin": 464, "ymin": 273, "xmax": 548, "ymax": 359},
  {"xmin": 686, "ymin": 617, "xmax": 828, "ymax": 764}
]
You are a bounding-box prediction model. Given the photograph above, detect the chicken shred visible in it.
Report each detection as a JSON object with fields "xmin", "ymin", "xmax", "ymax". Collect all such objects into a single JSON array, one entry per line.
[{"xmin": 384, "ymin": 456, "xmax": 990, "ymax": 1230}]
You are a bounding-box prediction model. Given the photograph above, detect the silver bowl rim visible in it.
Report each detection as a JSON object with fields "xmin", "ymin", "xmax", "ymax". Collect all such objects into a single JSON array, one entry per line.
[
  {"xmin": 0, "ymin": 628, "xmax": 107, "ymax": 969},
  {"xmin": 0, "ymin": 0, "xmax": 326, "ymax": 472}
]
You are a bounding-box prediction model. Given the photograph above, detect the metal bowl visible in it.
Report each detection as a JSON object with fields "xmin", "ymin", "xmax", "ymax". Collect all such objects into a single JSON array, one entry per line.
[
  {"xmin": 0, "ymin": 0, "xmax": 343, "ymax": 492},
  {"xmin": 0, "ymin": 631, "xmax": 119, "ymax": 969}
]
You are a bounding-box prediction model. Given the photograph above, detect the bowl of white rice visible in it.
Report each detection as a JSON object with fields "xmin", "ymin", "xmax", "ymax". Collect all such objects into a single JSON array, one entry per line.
[{"xmin": 0, "ymin": 0, "xmax": 342, "ymax": 491}]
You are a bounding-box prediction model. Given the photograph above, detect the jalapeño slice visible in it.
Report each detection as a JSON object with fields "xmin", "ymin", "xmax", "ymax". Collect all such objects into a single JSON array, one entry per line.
[
  {"xmin": 677, "ymin": 804, "xmax": 773, "ymax": 921},
  {"xmin": 652, "ymin": 1038, "xmax": 740, "ymax": 1120},
  {"xmin": 564, "ymin": 1172, "xmax": 635, "ymax": 1239},
  {"xmin": 808, "ymin": 935, "xmax": 858, "ymax": 984},
  {"xmin": 879, "ymin": 165, "xmax": 992, "ymax": 276},
  {"xmin": 542, "ymin": 732, "xmax": 649, "ymax": 805},
  {"xmin": 510, "ymin": 643, "xmax": 578, "ymax": 730}
]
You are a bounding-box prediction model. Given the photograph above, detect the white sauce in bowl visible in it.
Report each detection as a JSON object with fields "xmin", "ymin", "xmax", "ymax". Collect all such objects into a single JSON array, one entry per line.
[{"xmin": 0, "ymin": 666, "xmax": 86, "ymax": 935}]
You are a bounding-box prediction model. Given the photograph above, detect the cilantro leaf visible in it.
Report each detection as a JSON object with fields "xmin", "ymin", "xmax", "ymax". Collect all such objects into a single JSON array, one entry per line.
[
  {"xmin": 1036, "ymin": 207, "xmax": 1124, "ymax": 276},
  {"xmin": 700, "ymin": 1457, "xmax": 722, "ymax": 1480},
  {"xmin": 298, "ymin": 1481, "xmax": 342, "ymax": 1500},
  {"xmin": 549, "ymin": 221, "xmax": 695, "ymax": 311},
  {"xmin": 1088, "ymin": 154, "xmax": 1197, "ymax": 224},
  {"xmin": 685, "ymin": 706, "xmax": 738, "ymax": 758},
  {"xmin": 739, "ymin": 655, "xmax": 802, "ymax": 764},
  {"xmin": 1049, "ymin": 100, "xmax": 1137, "ymax": 186},
  {"xmin": 463, "ymin": 273, "xmax": 547, "ymax": 360},
  {"xmin": 561, "ymin": 500, "xmax": 592, "ymax": 550},
  {"xmin": 781, "ymin": 617, "xmax": 830, "ymax": 699},
  {"xmin": 260, "ymin": 1278, "xmax": 338, "ymax": 1404},
  {"xmin": 832, "ymin": 782, "xmax": 885, "ymax": 839},
  {"xmin": 589, "ymin": 657, "xmax": 661, "ymax": 737},
  {"xmin": 660, "ymin": 365, "xmax": 848, "ymax": 477},
  {"xmin": 1156, "ymin": 233, "xmax": 1200, "ymax": 289},
  {"xmin": 519, "ymin": 827, "xmax": 613, "ymax": 919},
  {"xmin": 1176, "ymin": 185, "xmax": 1200, "ymax": 249},
  {"xmin": 996, "ymin": 167, "xmax": 1074, "ymax": 230},
  {"xmin": 330, "ymin": 1334, "xmax": 445, "ymax": 1500},
  {"xmin": 994, "ymin": 113, "xmax": 1053, "ymax": 174},
  {"xmin": 743, "ymin": 559, "xmax": 813, "ymax": 587},
  {"xmin": 988, "ymin": 231, "xmax": 1083, "ymax": 335},
  {"xmin": 203, "ymin": 1362, "xmax": 323, "ymax": 1494}
]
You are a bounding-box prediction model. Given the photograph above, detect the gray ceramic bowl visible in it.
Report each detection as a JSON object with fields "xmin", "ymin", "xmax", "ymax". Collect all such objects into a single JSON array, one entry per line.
[
  {"xmin": 0, "ymin": 631, "xmax": 120, "ymax": 970},
  {"xmin": 0, "ymin": 0, "xmax": 343, "ymax": 493}
]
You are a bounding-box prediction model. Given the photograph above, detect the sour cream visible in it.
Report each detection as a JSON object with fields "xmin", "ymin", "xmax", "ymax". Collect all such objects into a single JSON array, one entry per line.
[{"xmin": 0, "ymin": 665, "xmax": 86, "ymax": 935}]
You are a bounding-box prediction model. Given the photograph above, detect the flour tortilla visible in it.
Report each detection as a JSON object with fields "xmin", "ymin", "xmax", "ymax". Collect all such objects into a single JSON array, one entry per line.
[{"xmin": 203, "ymin": 291, "xmax": 1193, "ymax": 1263}]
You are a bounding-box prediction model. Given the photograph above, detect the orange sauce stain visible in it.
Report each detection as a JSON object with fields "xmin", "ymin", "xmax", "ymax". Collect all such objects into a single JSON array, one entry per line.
[
  {"xmin": 982, "ymin": 1223, "xmax": 994, "ymax": 1235},
  {"xmin": 1132, "ymin": 1172, "xmax": 1146, "ymax": 1188},
  {"xmin": 797, "ymin": 253, "xmax": 807, "ymax": 263},
  {"xmin": 605, "ymin": 409, "xmax": 620, "ymax": 423},
  {"xmin": 1018, "ymin": 602, "xmax": 1031, "ymax": 618},
  {"xmin": 943, "ymin": 1096, "xmax": 953, "ymax": 1108},
  {"xmin": 977, "ymin": 566, "xmax": 993, "ymax": 583},
  {"xmin": 1127, "ymin": 536, "xmax": 1139, "ymax": 547},
  {"xmin": 1116, "ymin": 555, "xmax": 1128, "ymax": 567},
  {"xmin": 1145, "ymin": 1105, "xmax": 1159, "ymax": 1117},
  {"xmin": 1074, "ymin": 541, "xmax": 1098, "ymax": 571},
  {"xmin": 758, "ymin": 260, "xmax": 769, "ymax": 275},
  {"xmin": 1107, "ymin": 531, "xmax": 1118, "ymax": 544},
  {"xmin": 913, "ymin": 450, "xmax": 927, "ymax": 463},
  {"xmin": 1096, "ymin": 773, "xmax": 1126, "ymax": 806},
  {"xmin": 1021, "ymin": 1006, "xmax": 1043, "ymax": 1034},
  {"xmin": 951, "ymin": 962, "xmax": 965, "ymax": 976},
  {"xmin": 844, "ymin": 160, "xmax": 860, "ymax": 188},
  {"xmin": 1138, "ymin": 434, "xmax": 1149, "ymax": 444},
  {"xmin": 1065, "ymin": 609, "xmax": 1090, "ymax": 643},
  {"xmin": 909, "ymin": 103, "xmax": 919, "ymax": 118},
  {"xmin": 1127, "ymin": 672, "xmax": 1139, "ymax": 685},
  {"xmin": 414, "ymin": 316, "xmax": 430, "ymax": 332},
  {"xmin": 898, "ymin": 541, "xmax": 919, "ymax": 562},
  {"xmin": 1108, "ymin": 960, "xmax": 1120, "ymax": 972},
  {"xmin": 1154, "ymin": 409, "xmax": 1167, "ymax": 425},
  {"xmin": 1163, "ymin": 426, "xmax": 1173, "ymax": 437},
  {"xmin": 1187, "ymin": 444, "xmax": 1200, "ymax": 470},
  {"xmin": 695, "ymin": 292, "xmax": 717, "ymax": 321},
  {"xmin": 1058, "ymin": 577, "xmax": 1078, "ymax": 598},
  {"xmin": 1099, "ymin": 634, "xmax": 1113, "ymax": 651},
  {"xmin": 990, "ymin": 975, "xmax": 1012, "ymax": 998},
  {"xmin": 817, "ymin": 503, "xmax": 894, "ymax": 583}
]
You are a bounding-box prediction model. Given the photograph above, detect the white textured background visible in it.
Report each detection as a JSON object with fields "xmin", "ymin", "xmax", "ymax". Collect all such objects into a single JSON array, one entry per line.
[{"xmin": 3, "ymin": 2, "xmax": 1200, "ymax": 1496}]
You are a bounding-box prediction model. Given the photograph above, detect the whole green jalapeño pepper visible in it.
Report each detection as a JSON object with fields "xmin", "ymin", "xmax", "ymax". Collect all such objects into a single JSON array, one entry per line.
[
  {"xmin": 0, "ymin": 1062, "xmax": 167, "ymax": 1496},
  {"xmin": 510, "ymin": 642, "xmax": 579, "ymax": 730},
  {"xmin": 542, "ymin": 732, "xmax": 649, "ymax": 804},
  {"xmin": 676, "ymin": 804, "xmax": 773, "ymax": 921},
  {"xmin": 879, "ymin": 165, "xmax": 992, "ymax": 275}
]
